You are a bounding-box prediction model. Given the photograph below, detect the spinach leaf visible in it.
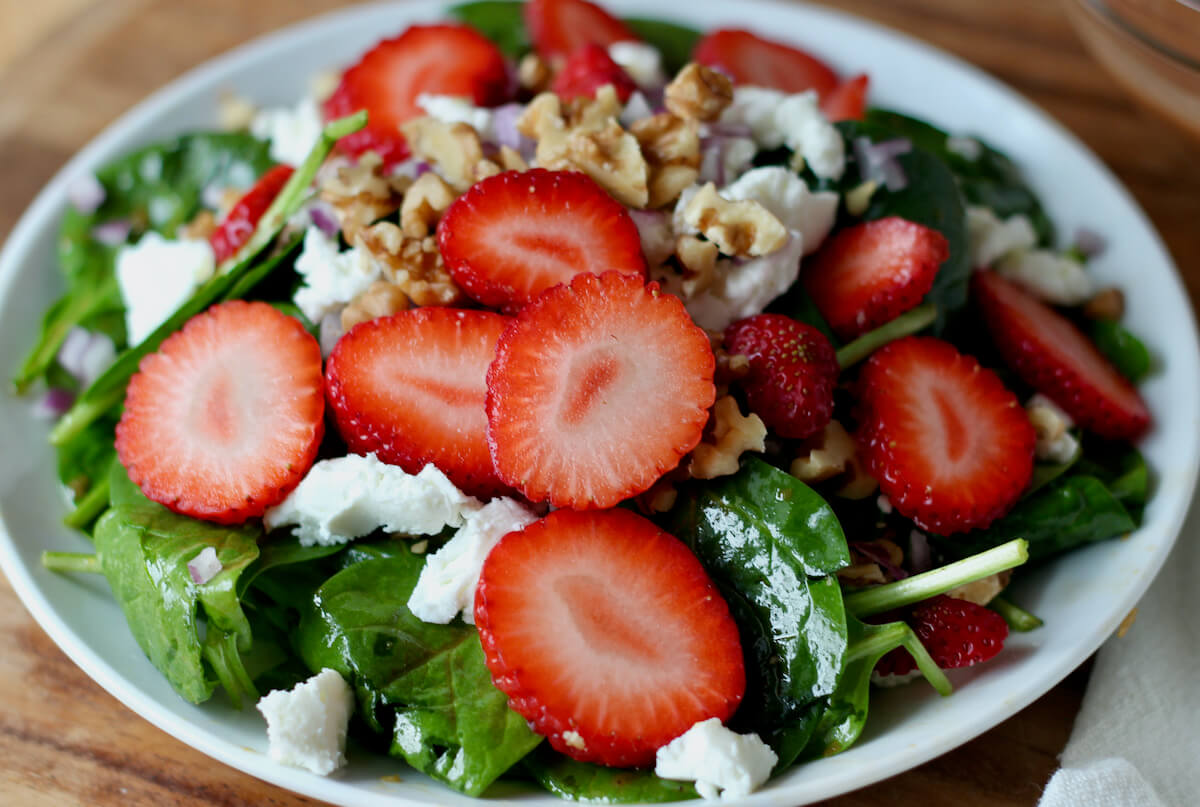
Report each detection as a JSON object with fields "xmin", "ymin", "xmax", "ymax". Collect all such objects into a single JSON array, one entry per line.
[
  {"xmin": 668, "ymin": 458, "xmax": 851, "ymax": 748},
  {"xmin": 95, "ymin": 462, "xmax": 261, "ymax": 705},
  {"xmin": 1089, "ymin": 319, "xmax": 1153, "ymax": 383},
  {"xmin": 298, "ymin": 552, "xmax": 541, "ymax": 796},
  {"xmin": 13, "ymin": 133, "xmax": 274, "ymax": 392},
  {"xmin": 524, "ymin": 747, "xmax": 698, "ymax": 803},
  {"xmin": 1025, "ymin": 436, "xmax": 1081, "ymax": 497},
  {"xmin": 1074, "ymin": 442, "xmax": 1149, "ymax": 523},
  {"xmin": 449, "ymin": 1, "xmax": 529, "ymax": 59},
  {"xmin": 768, "ymin": 286, "xmax": 839, "ymax": 346},
  {"xmin": 625, "ymin": 18, "xmax": 701, "ymax": 74},
  {"xmin": 236, "ymin": 535, "xmax": 344, "ymax": 597}
]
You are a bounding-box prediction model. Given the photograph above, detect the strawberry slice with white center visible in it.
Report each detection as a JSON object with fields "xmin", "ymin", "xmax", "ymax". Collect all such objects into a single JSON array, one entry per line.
[
  {"xmin": 856, "ymin": 336, "xmax": 1036, "ymax": 535},
  {"xmin": 115, "ymin": 301, "xmax": 324, "ymax": 524},
  {"xmin": 693, "ymin": 28, "xmax": 839, "ymax": 97},
  {"xmin": 524, "ymin": 0, "xmax": 638, "ymax": 62},
  {"xmin": 323, "ymin": 24, "xmax": 510, "ymax": 166},
  {"xmin": 973, "ymin": 270, "xmax": 1151, "ymax": 441},
  {"xmin": 475, "ymin": 508, "xmax": 746, "ymax": 768},
  {"xmin": 438, "ymin": 169, "xmax": 647, "ymax": 313},
  {"xmin": 325, "ymin": 308, "xmax": 511, "ymax": 497},
  {"xmin": 486, "ymin": 272, "xmax": 715, "ymax": 509}
]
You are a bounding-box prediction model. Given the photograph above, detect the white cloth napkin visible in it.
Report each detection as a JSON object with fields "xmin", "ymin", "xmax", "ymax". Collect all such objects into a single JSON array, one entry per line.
[{"xmin": 1038, "ymin": 495, "xmax": 1200, "ymax": 807}]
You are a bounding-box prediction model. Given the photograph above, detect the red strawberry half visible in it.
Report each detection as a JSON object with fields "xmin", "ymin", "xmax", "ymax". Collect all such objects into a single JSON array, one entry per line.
[
  {"xmin": 551, "ymin": 43, "xmax": 637, "ymax": 103},
  {"xmin": 487, "ymin": 272, "xmax": 714, "ymax": 509},
  {"xmin": 724, "ymin": 313, "xmax": 839, "ymax": 440},
  {"xmin": 115, "ymin": 301, "xmax": 324, "ymax": 524},
  {"xmin": 325, "ymin": 307, "xmax": 510, "ymax": 497},
  {"xmin": 209, "ymin": 164, "xmax": 293, "ymax": 264},
  {"xmin": 693, "ymin": 28, "xmax": 839, "ymax": 96},
  {"xmin": 438, "ymin": 169, "xmax": 647, "ymax": 313},
  {"xmin": 821, "ymin": 73, "xmax": 869, "ymax": 122},
  {"xmin": 804, "ymin": 217, "xmax": 949, "ymax": 341},
  {"xmin": 973, "ymin": 270, "xmax": 1151, "ymax": 441},
  {"xmin": 856, "ymin": 337, "xmax": 1035, "ymax": 535},
  {"xmin": 323, "ymin": 24, "xmax": 510, "ymax": 166},
  {"xmin": 525, "ymin": 0, "xmax": 638, "ymax": 62},
  {"xmin": 475, "ymin": 508, "xmax": 746, "ymax": 767},
  {"xmin": 875, "ymin": 595, "xmax": 1009, "ymax": 677}
]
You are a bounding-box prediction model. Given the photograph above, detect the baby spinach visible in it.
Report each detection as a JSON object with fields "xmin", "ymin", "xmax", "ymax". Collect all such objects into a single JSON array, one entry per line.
[
  {"xmin": 1089, "ymin": 319, "xmax": 1153, "ymax": 383},
  {"xmin": 624, "ymin": 18, "xmax": 701, "ymax": 74},
  {"xmin": 524, "ymin": 747, "xmax": 698, "ymax": 803},
  {"xmin": 94, "ymin": 462, "xmax": 261, "ymax": 705},
  {"xmin": 449, "ymin": 2, "xmax": 529, "ymax": 59},
  {"xmin": 298, "ymin": 551, "xmax": 541, "ymax": 796},
  {"xmin": 1074, "ymin": 442, "xmax": 1149, "ymax": 523}
]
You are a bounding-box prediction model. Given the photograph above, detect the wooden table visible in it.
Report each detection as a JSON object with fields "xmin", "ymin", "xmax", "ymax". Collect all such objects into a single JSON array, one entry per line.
[{"xmin": 0, "ymin": 1, "xmax": 1196, "ymax": 804}]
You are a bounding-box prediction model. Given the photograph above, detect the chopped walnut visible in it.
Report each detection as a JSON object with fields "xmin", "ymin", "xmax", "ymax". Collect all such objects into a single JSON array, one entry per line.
[
  {"xmin": 689, "ymin": 396, "xmax": 767, "ymax": 479},
  {"xmin": 354, "ymin": 222, "xmax": 463, "ymax": 306},
  {"xmin": 400, "ymin": 117, "xmax": 485, "ymax": 191},
  {"xmin": 341, "ymin": 280, "xmax": 411, "ymax": 331},
  {"xmin": 518, "ymin": 52, "xmax": 553, "ymax": 94},
  {"xmin": 664, "ymin": 63, "xmax": 733, "ymax": 122},
  {"xmin": 837, "ymin": 563, "xmax": 887, "ymax": 587},
  {"xmin": 790, "ymin": 420, "xmax": 857, "ymax": 483},
  {"xmin": 837, "ymin": 538, "xmax": 905, "ymax": 587},
  {"xmin": 217, "ymin": 90, "xmax": 257, "ymax": 131},
  {"xmin": 518, "ymin": 89, "xmax": 650, "ymax": 208},
  {"xmin": 308, "ymin": 69, "xmax": 341, "ymax": 103},
  {"xmin": 497, "ymin": 145, "xmax": 528, "ymax": 172},
  {"xmin": 1082, "ymin": 287, "xmax": 1125, "ymax": 320},
  {"xmin": 682, "ymin": 183, "xmax": 788, "ymax": 257},
  {"xmin": 706, "ymin": 330, "xmax": 750, "ymax": 387},
  {"xmin": 946, "ymin": 570, "xmax": 1012, "ymax": 606},
  {"xmin": 676, "ymin": 234, "xmax": 719, "ymax": 298},
  {"xmin": 835, "ymin": 455, "xmax": 878, "ymax": 499},
  {"xmin": 474, "ymin": 158, "xmax": 503, "ymax": 181},
  {"xmin": 178, "ymin": 210, "xmax": 217, "ymax": 241},
  {"xmin": 400, "ymin": 173, "xmax": 457, "ymax": 239},
  {"xmin": 631, "ymin": 113, "xmax": 701, "ymax": 208},
  {"xmin": 320, "ymin": 152, "xmax": 409, "ymax": 243}
]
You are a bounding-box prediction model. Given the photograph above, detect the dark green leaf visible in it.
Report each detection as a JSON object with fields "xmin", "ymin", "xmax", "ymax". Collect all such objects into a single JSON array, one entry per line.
[
  {"xmin": 1025, "ymin": 436, "xmax": 1081, "ymax": 497},
  {"xmin": 449, "ymin": 1, "xmax": 529, "ymax": 59},
  {"xmin": 1089, "ymin": 319, "xmax": 1153, "ymax": 383},
  {"xmin": 767, "ymin": 286, "xmax": 839, "ymax": 346},
  {"xmin": 624, "ymin": 18, "xmax": 701, "ymax": 74},
  {"xmin": 524, "ymin": 746, "xmax": 698, "ymax": 802},
  {"xmin": 1074, "ymin": 442, "xmax": 1149, "ymax": 524}
]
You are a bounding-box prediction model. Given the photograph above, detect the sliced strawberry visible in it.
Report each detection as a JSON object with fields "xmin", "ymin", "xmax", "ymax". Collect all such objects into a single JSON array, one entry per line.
[
  {"xmin": 325, "ymin": 308, "xmax": 510, "ymax": 497},
  {"xmin": 693, "ymin": 29, "xmax": 839, "ymax": 96},
  {"xmin": 323, "ymin": 24, "xmax": 510, "ymax": 165},
  {"xmin": 973, "ymin": 271, "xmax": 1151, "ymax": 441},
  {"xmin": 209, "ymin": 164, "xmax": 293, "ymax": 264},
  {"xmin": 875, "ymin": 595, "xmax": 1009, "ymax": 677},
  {"xmin": 856, "ymin": 337, "xmax": 1035, "ymax": 535},
  {"xmin": 724, "ymin": 314, "xmax": 838, "ymax": 440},
  {"xmin": 487, "ymin": 272, "xmax": 714, "ymax": 509},
  {"xmin": 476, "ymin": 508, "xmax": 745, "ymax": 767},
  {"xmin": 525, "ymin": 0, "xmax": 638, "ymax": 63},
  {"xmin": 821, "ymin": 73, "xmax": 869, "ymax": 122},
  {"xmin": 551, "ymin": 43, "xmax": 637, "ymax": 103},
  {"xmin": 115, "ymin": 301, "xmax": 324, "ymax": 524},
  {"xmin": 804, "ymin": 217, "xmax": 949, "ymax": 341},
  {"xmin": 438, "ymin": 170, "xmax": 646, "ymax": 312}
]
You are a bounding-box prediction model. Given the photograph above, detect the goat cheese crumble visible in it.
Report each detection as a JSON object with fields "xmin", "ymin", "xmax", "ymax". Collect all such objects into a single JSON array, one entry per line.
[
  {"xmin": 292, "ymin": 225, "xmax": 380, "ymax": 323},
  {"xmin": 608, "ymin": 41, "xmax": 666, "ymax": 88},
  {"xmin": 116, "ymin": 232, "xmax": 216, "ymax": 345},
  {"xmin": 995, "ymin": 249, "xmax": 1094, "ymax": 306},
  {"xmin": 250, "ymin": 97, "xmax": 323, "ymax": 167},
  {"xmin": 966, "ymin": 206, "xmax": 1037, "ymax": 268},
  {"xmin": 417, "ymin": 94, "xmax": 496, "ymax": 141},
  {"xmin": 257, "ymin": 668, "xmax": 355, "ymax": 775},
  {"xmin": 720, "ymin": 87, "xmax": 845, "ymax": 180},
  {"xmin": 655, "ymin": 718, "xmax": 778, "ymax": 800}
]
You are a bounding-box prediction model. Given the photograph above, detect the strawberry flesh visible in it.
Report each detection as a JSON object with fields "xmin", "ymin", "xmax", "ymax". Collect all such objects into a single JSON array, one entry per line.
[
  {"xmin": 804, "ymin": 216, "xmax": 949, "ymax": 341},
  {"xmin": 438, "ymin": 169, "xmax": 647, "ymax": 313},
  {"xmin": 486, "ymin": 272, "xmax": 714, "ymax": 509},
  {"xmin": 475, "ymin": 508, "xmax": 746, "ymax": 767},
  {"xmin": 209, "ymin": 164, "xmax": 293, "ymax": 264},
  {"xmin": 724, "ymin": 313, "xmax": 839, "ymax": 440},
  {"xmin": 856, "ymin": 337, "xmax": 1035, "ymax": 535},
  {"xmin": 875, "ymin": 595, "xmax": 1009, "ymax": 676},
  {"xmin": 325, "ymin": 308, "xmax": 511, "ymax": 497},
  {"xmin": 552, "ymin": 43, "xmax": 637, "ymax": 102},
  {"xmin": 115, "ymin": 301, "xmax": 324, "ymax": 524},
  {"xmin": 693, "ymin": 28, "xmax": 839, "ymax": 96},
  {"xmin": 821, "ymin": 73, "xmax": 870, "ymax": 122},
  {"xmin": 323, "ymin": 24, "xmax": 510, "ymax": 166},
  {"xmin": 525, "ymin": 0, "xmax": 638, "ymax": 62},
  {"xmin": 973, "ymin": 270, "xmax": 1151, "ymax": 441}
]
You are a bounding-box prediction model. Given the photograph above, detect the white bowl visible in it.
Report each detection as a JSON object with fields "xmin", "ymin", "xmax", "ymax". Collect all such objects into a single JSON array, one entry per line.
[{"xmin": 1, "ymin": 1, "xmax": 1197, "ymax": 805}]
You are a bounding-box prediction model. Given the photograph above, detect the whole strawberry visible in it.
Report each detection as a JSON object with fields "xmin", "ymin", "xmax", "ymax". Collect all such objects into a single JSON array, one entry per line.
[
  {"xmin": 875, "ymin": 595, "xmax": 1009, "ymax": 677},
  {"xmin": 723, "ymin": 313, "xmax": 839, "ymax": 440}
]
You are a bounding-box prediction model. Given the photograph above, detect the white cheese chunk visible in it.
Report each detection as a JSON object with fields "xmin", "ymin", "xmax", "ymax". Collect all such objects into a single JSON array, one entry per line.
[
  {"xmin": 116, "ymin": 232, "xmax": 216, "ymax": 345},
  {"xmin": 720, "ymin": 87, "xmax": 845, "ymax": 180},
  {"xmin": 995, "ymin": 249, "xmax": 1094, "ymax": 306},
  {"xmin": 263, "ymin": 454, "xmax": 481, "ymax": 547},
  {"xmin": 292, "ymin": 226, "xmax": 380, "ymax": 324},
  {"xmin": 966, "ymin": 206, "xmax": 1037, "ymax": 268},
  {"xmin": 721, "ymin": 166, "xmax": 838, "ymax": 255},
  {"xmin": 628, "ymin": 208, "xmax": 676, "ymax": 267},
  {"xmin": 257, "ymin": 668, "xmax": 354, "ymax": 776},
  {"xmin": 698, "ymin": 135, "xmax": 758, "ymax": 186},
  {"xmin": 608, "ymin": 41, "xmax": 665, "ymax": 88},
  {"xmin": 416, "ymin": 94, "xmax": 495, "ymax": 140},
  {"xmin": 408, "ymin": 497, "xmax": 538, "ymax": 625},
  {"xmin": 655, "ymin": 718, "xmax": 778, "ymax": 800},
  {"xmin": 250, "ymin": 97, "xmax": 323, "ymax": 167}
]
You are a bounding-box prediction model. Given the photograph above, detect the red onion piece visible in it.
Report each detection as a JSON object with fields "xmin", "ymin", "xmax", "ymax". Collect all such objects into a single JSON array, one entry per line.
[
  {"xmin": 91, "ymin": 218, "xmax": 132, "ymax": 246},
  {"xmin": 57, "ymin": 327, "xmax": 115, "ymax": 387},
  {"xmin": 187, "ymin": 547, "xmax": 222, "ymax": 585},
  {"xmin": 854, "ymin": 541, "xmax": 908, "ymax": 581},
  {"xmin": 31, "ymin": 387, "xmax": 76, "ymax": 421},
  {"xmin": 308, "ymin": 202, "xmax": 340, "ymax": 238},
  {"xmin": 908, "ymin": 529, "xmax": 933, "ymax": 574},
  {"xmin": 319, "ymin": 311, "xmax": 345, "ymax": 357},
  {"xmin": 491, "ymin": 103, "xmax": 531, "ymax": 153},
  {"xmin": 853, "ymin": 136, "xmax": 911, "ymax": 192},
  {"xmin": 1074, "ymin": 226, "xmax": 1107, "ymax": 258},
  {"xmin": 68, "ymin": 174, "xmax": 106, "ymax": 215}
]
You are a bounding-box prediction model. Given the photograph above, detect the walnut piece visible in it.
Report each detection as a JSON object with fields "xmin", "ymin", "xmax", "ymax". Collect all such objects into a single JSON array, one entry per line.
[
  {"xmin": 518, "ymin": 52, "xmax": 553, "ymax": 94},
  {"xmin": 217, "ymin": 90, "xmax": 256, "ymax": 131},
  {"xmin": 474, "ymin": 158, "xmax": 503, "ymax": 182},
  {"xmin": 682, "ymin": 183, "xmax": 788, "ymax": 257},
  {"xmin": 179, "ymin": 210, "xmax": 217, "ymax": 241},
  {"xmin": 1082, "ymin": 287, "xmax": 1125, "ymax": 320},
  {"xmin": 946, "ymin": 570, "xmax": 1012, "ymax": 606},
  {"xmin": 790, "ymin": 420, "xmax": 857, "ymax": 483},
  {"xmin": 676, "ymin": 234, "xmax": 719, "ymax": 298},
  {"xmin": 497, "ymin": 145, "xmax": 528, "ymax": 172},
  {"xmin": 400, "ymin": 172, "xmax": 457, "ymax": 239},
  {"xmin": 837, "ymin": 539, "xmax": 905, "ymax": 587},
  {"xmin": 400, "ymin": 117, "xmax": 485, "ymax": 191},
  {"xmin": 664, "ymin": 62, "xmax": 733, "ymax": 122},
  {"xmin": 320, "ymin": 152, "xmax": 409, "ymax": 243},
  {"xmin": 341, "ymin": 280, "xmax": 411, "ymax": 331},
  {"xmin": 631, "ymin": 113, "xmax": 701, "ymax": 208},
  {"xmin": 354, "ymin": 221, "xmax": 463, "ymax": 306},
  {"xmin": 518, "ymin": 89, "xmax": 650, "ymax": 208},
  {"xmin": 690, "ymin": 396, "xmax": 768, "ymax": 479}
]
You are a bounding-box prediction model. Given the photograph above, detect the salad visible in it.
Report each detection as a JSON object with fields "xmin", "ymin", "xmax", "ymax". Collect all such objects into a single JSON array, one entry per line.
[{"xmin": 13, "ymin": 0, "xmax": 1157, "ymax": 801}]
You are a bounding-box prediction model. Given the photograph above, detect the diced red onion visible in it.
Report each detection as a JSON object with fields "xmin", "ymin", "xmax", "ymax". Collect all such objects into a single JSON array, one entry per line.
[
  {"xmin": 308, "ymin": 202, "xmax": 340, "ymax": 238},
  {"xmin": 854, "ymin": 541, "xmax": 908, "ymax": 581},
  {"xmin": 57, "ymin": 327, "xmax": 93, "ymax": 378},
  {"xmin": 187, "ymin": 547, "xmax": 222, "ymax": 585},
  {"xmin": 68, "ymin": 174, "xmax": 106, "ymax": 215},
  {"xmin": 57, "ymin": 327, "xmax": 115, "ymax": 387},
  {"xmin": 1074, "ymin": 226, "xmax": 1107, "ymax": 258},
  {"xmin": 491, "ymin": 103, "xmax": 530, "ymax": 152},
  {"xmin": 319, "ymin": 311, "xmax": 345, "ymax": 357},
  {"xmin": 91, "ymin": 218, "xmax": 131, "ymax": 246},
  {"xmin": 853, "ymin": 137, "xmax": 911, "ymax": 192},
  {"xmin": 908, "ymin": 529, "xmax": 932, "ymax": 574},
  {"xmin": 31, "ymin": 387, "xmax": 75, "ymax": 421}
]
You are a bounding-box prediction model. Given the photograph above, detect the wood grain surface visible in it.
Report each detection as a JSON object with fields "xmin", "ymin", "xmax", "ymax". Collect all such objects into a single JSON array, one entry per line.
[{"xmin": 1, "ymin": 1, "xmax": 1197, "ymax": 805}]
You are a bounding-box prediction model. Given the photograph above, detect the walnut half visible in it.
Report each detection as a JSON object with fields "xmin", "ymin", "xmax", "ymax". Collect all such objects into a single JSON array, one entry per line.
[
  {"xmin": 690, "ymin": 396, "xmax": 767, "ymax": 479},
  {"xmin": 682, "ymin": 183, "xmax": 788, "ymax": 257}
]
